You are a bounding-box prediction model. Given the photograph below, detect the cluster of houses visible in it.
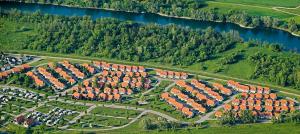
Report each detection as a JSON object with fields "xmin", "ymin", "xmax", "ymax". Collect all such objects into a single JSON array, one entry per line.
[
  {"xmin": 0, "ymin": 87, "xmax": 41, "ymax": 101},
  {"xmin": 26, "ymin": 61, "xmax": 92, "ymax": 91},
  {"xmin": 155, "ymin": 69, "xmax": 188, "ymax": 79},
  {"xmin": 93, "ymin": 61, "xmax": 146, "ymax": 73},
  {"xmin": 0, "ymin": 64, "xmax": 30, "ymax": 80},
  {"xmin": 14, "ymin": 115, "xmax": 36, "ymax": 128},
  {"xmin": 27, "ymin": 108, "xmax": 77, "ymax": 126},
  {"xmin": 215, "ymin": 80, "xmax": 297, "ymax": 119},
  {"xmin": 60, "ymin": 61, "xmax": 88, "ymax": 79},
  {"xmin": 161, "ymin": 79, "xmax": 233, "ymax": 118},
  {"xmin": 72, "ymin": 64, "xmax": 152, "ymax": 102},
  {"xmin": 215, "ymin": 93, "xmax": 297, "ymax": 119},
  {"xmin": 37, "ymin": 67, "xmax": 66, "ymax": 90},
  {"xmin": 0, "ymin": 53, "xmax": 33, "ymax": 72}
]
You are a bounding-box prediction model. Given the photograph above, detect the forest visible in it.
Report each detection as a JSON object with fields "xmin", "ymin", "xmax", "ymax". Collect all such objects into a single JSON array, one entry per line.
[
  {"xmin": 7, "ymin": 0, "xmax": 300, "ymax": 35},
  {"xmin": 1, "ymin": 10, "xmax": 300, "ymax": 89}
]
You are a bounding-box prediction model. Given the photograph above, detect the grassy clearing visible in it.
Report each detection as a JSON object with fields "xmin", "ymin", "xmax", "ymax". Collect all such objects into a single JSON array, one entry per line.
[
  {"xmin": 7, "ymin": 98, "xmax": 37, "ymax": 109},
  {"xmin": 212, "ymin": 0, "xmax": 300, "ymax": 7},
  {"xmin": 47, "ymin": 101, "xmax": 89, "ymax": 112},
  {"xmin": 90, "ymin": 107, "xmax": 141, "ymax": 118},
  {"xmin": 36, "ymin": 105, "xmax": 55, "ymax": 113},
  {"xmin": 70, "ymin": 115, "xmax": 130, "ymax": 129},
  {"xmin": 30, "ymin": 57, "xmax": 88, "ymax": 66},
  {"xmin": 204, "ymin": 1, "xmax": 293, "ymax": 19},
  {"xmin": 279, "ymin": 7, "xmax": 300, "ymax": 16},
  {"xmin": 0, "ymin": 18, "xmax": 36, "ymax": 50}
]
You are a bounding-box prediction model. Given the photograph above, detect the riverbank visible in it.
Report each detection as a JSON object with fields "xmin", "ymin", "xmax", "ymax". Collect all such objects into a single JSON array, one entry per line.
[{"xmin": 3, "ymin": 0, "xmax": 300, "ymax": 37}]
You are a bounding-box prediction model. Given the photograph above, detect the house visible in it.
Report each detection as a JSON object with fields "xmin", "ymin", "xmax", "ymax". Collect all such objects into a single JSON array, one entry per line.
[
  {"xmin": 181, "ymin": 107, "xmax": 194, "ymax": 118},
  {"xmin": 224, "ymin": 104, "xmax": 232, "ymax": 111},
  {"xmin": 24, "ymin": 118, "xmax": 35, "ymax": 128},
  {"xmin": 215, "ymin": 111, "xmax": 223, "ymax": 118},
  {"xmin": 270, "ymin": 93, "xmax": 277, "ymax": 100},
  {"xmin": 14, "ymin": 115, "xmax": 25, "ymax": 125},
  {"xmin": 72, "ymin": 92, "xmax": 81, "ymax": 99}
]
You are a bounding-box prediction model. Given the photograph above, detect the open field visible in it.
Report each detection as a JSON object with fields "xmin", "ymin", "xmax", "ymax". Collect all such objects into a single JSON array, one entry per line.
[
  {"xmin": 279, "ymin": 7, "xmax": 300, "ymax": 16},
  {"xmin": 90, "ymin": 107, "xmax": 141, "ymax": 118},
  {"xmin": 47, "ymin": 101, "xmax": 89, "ymax": 112},
  {"xmin": 204, "ymin": 1, "xmax": 293, "ymax": 19},
  {"xmin": 0, "ymin": 18, "xmax": 36, "ymax": 50},
  {"xmin": 212, "ymin": 0, "xmax": 300, "ymax": 7},
  {"xmin": 54, "ymin": 114, "xmax": 300, "ymax": 134}
]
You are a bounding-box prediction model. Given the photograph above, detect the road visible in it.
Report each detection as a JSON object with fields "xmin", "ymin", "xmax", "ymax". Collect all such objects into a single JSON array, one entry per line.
[{"xmin": 195, "ymin": 94, "xmax": 238, "ymax": 123}]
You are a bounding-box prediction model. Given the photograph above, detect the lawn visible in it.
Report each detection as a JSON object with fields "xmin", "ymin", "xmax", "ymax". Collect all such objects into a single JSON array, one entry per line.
[
  {"xmin": 203, "ymin": 1, "xmax": 294, "ymax": 19},
  {"xmin": 279, "ymin": 7, "xmax": 300, "ymax": 16},
  {"xmin": 90, "ymin": 107, "xmax": 141, "ymax": 118},
  {"xmin": 47, "ymin": 101, "xmax": 89, "ymax": 112},
  {"xmin": 1, "ymin": 104, "xmax": 25, "ymax": 115},
  {"xmin": 0, "ymin": 18, "xmax": 37, "ymax": 50},
  {"xmin": 29, "ymin": 57, "xmax": 88, "ymax": 66},
  {"xmin": 7, "ymin": 98, "xmax": 37, "ymax": 109},
  {"xmin": 36, "ymin": 105, "xmax": 55, "ymax": 113},
  {"xmin": 211, "ymin": 0, "xmax": 300, "ymax": 8},
  {"xmin": 69, "ymin": 115, "xmax": 131, "ymax": 129}
]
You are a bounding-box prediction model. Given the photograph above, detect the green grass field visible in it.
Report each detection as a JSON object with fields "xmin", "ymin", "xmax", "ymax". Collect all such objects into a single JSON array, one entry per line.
[
  {"xmin": 211, "ymin": 0, "xmax": 300, "ymax": 7},
  {"xmin": 90, "ymin": 107, "xmax": 141, "ymax": 118},
  {"xmin": 203, "ymin": 1, "xmax": 293, "ymax": 19},
  {"xmin": 279, "ymin": 7, "xmax": 300, "ymax": 16},
  {"xmin": 0, "ymin": 18, "xmax": 36, "ymax": 50},
  {"xmin": 47, "ymin": 101, "xmax": 89, "ymax": 112}
]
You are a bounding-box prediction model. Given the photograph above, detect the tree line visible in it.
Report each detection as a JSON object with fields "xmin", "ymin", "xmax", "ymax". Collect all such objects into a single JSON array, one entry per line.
[
  {"xmin": 1, "ymin": 10, "xmax": 240, "ymax": 66},
  {"xmin": 249, "ymin": 52, "xmax": 300, "ymax": 89},
  {"xmin": 1, "ymin": 10, "xmax": 300, "ymax": 89},
  {"xmin": 7, "ymin": 0, "xmax": 300, "ymax": 35}
]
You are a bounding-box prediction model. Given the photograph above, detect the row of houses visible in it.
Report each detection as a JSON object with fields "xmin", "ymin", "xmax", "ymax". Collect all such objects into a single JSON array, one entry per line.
[
  {"xmin": 0, "ymin": 64, "xmax": 30, "ymax": 80},
  {"xmin": 54, "ymin": 67, "xmax": 77, "ymax": 85},
  {"xmin": 61, "ymin": 60, "xmax": 85, "ymax": 79},
  {"xmin": 190, "ymin": 80, "xmax": 225, "ymax": 102},
  {"xmin": 161, "ymin": 92, "xmax": 194, "ymax": 118},
  {"xmin": 176, "ymin": 80, "xmax": 217, "ymax": 107},
  {"xmin": 170, "ymin": 88, "xmax": 207, "ymax": 114},
  {"xmin": 26, "ymin": 71, "xmax": 45, "ymax": 87},
  {"xmin": 227, "ymin": 80, "xmax": 271, "ymax": 94},
  {"xmin": 93, "ymin": 61, "xmax": 145, "ymax": 72},
  {"xmin": 155, "ymin": 69, "xmax": 188, "ymax": 79},
  {"xmin": 37, "ymin": 67, "xmax": 66, "ymax": 90},
  {"xmin": 73, "ymin": 90, "xmax": 122, "ymax": 102}
]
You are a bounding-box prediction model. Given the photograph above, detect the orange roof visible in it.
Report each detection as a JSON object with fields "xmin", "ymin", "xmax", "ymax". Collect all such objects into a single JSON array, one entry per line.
[{"xmin": 215, "ymin": 111, "xmax": 223, "ymax": 118}]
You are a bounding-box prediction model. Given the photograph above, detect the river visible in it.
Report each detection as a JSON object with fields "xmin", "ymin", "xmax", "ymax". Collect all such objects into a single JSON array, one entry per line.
[{"xmin": 1, "ymin": 1, "xmax": 300, "ymax": 51}]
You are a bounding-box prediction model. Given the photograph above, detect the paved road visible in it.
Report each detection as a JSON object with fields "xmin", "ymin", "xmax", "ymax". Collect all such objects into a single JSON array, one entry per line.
[
  {"xmin": 141, "ymin": 80, "xmax": 161, "ymax": 96},
  {"xmin": 69, "ymin": 105, "xmax": 97, "ymax": 124},
  {"xmin": 163, "ymin": 82, "xmax": 176, "ymax": 92},
  {"xmin": 195, "ymin": 94, "xmax": 238, "ymax": 123}
]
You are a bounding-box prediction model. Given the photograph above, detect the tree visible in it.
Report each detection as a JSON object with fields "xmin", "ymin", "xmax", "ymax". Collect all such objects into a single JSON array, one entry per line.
[{"xmin": 239, "ymin": 110, "xmax": 257, "ymax": 123}]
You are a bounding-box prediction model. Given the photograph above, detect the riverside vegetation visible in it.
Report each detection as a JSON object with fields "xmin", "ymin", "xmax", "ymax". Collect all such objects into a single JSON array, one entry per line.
[
  {"xmin": 6, "ymin": 0, "xmax": 300, "ymax": 35},
  {"xmin": 0, "ymin": 9, "xmax": 300, "ymax": 89}
]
